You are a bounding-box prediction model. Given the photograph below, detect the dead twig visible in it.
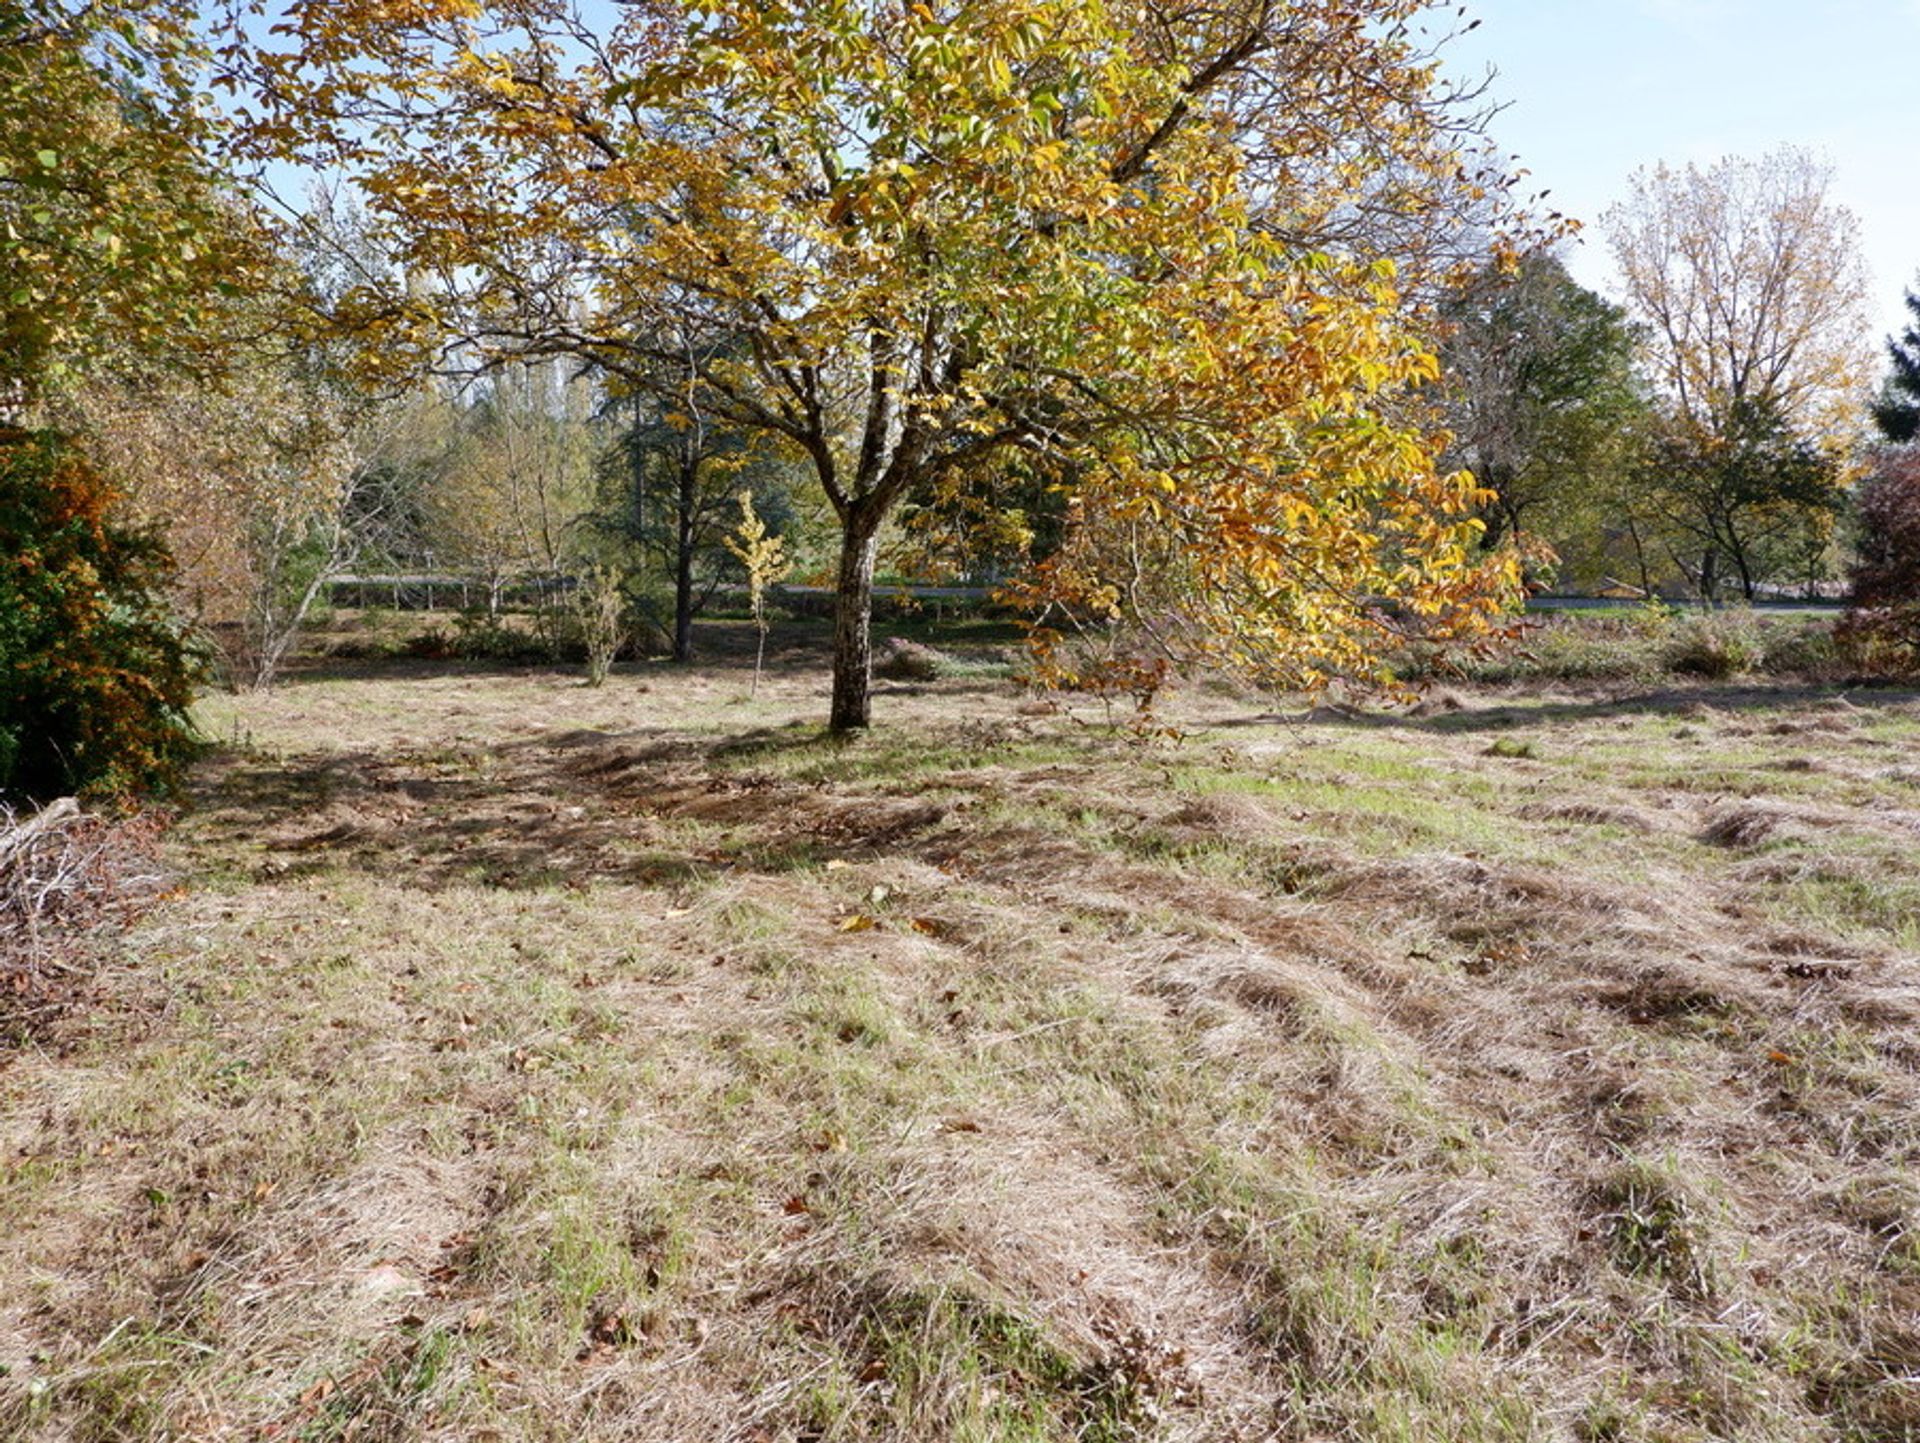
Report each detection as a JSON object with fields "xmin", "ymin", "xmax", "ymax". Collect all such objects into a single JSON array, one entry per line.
[{"xmin": 1, "ymin": 798, "xmax": 170, "ymax": 1041}]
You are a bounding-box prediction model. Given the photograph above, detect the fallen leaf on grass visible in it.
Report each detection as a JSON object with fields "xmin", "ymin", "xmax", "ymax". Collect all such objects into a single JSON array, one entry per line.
[
  {"xmin": 587, "ymin": 1304, "xmax": 636, "ymax": 1347},
  {"xmin": 837, "ymin": 914, "xmax": 878, "ymax": 933},
  {"xmin": 298, "ymin": 1376, "xmax": 337, "ymax": 1407}
]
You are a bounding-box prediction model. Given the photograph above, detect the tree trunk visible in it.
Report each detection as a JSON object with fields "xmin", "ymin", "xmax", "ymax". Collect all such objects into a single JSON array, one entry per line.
[
  {"xmin": 1699, "ymin": 547, "xmax": 1718, "ymax": 605},
  {"xmin": 673, "ymin": 540, "xmax": 694, "ymax": 662},
  {"xmin": 673, "ymin": 454, "xmax": 696, "ymax": 663},
  {"xmin": 829, "ymin": 510, "xmax": 881, "ymax": 733},
  {"xmin": 1626, "ymin": 515, "xmax": 1654, "ymax": 600}
]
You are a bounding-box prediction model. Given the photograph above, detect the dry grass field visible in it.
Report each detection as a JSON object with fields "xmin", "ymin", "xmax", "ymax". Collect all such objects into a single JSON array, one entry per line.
[{"xmin": 4, "ymin": 623, "xmax": 1920, "ymax": 1441}]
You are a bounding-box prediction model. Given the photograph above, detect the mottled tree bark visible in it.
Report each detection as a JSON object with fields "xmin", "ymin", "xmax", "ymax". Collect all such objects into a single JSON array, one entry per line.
[{"xmin": 828, "ymin": 506, "xmax": 883, "ymax": 732}]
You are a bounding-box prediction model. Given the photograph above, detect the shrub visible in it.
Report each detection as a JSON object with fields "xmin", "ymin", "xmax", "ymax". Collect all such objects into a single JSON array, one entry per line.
[
  {"xmin": 1404, "ymin": 603, "xmax": 1851, "ymax": 686},
  {"xmin": 1662, "ymin": 611, "xmax": 1764, "ymax": 678},
  {"xmin": 874, "ymin": 636, "xmax": 947, "ymax": 682},
  {"xmin": 1757, "ymin": 616, "xmax": 1843, "ymax": 677},
  {"xmin": 0, "ymin": 429, "xmax": 205, "ymax": 802},
  {"xmin": 449, "ymin": 607, "xmax": 555, "ymax": 663},
  {"xmin": 1839, "ymin": 450, "xmax": 1920, "ymax": 674},
  {"xmin": 571, "ymin": 565, "xmax": 627, "ymax": 686}
]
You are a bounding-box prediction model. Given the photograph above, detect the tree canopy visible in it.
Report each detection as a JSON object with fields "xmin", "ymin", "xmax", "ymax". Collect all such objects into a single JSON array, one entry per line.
[
  {"xmin": 1438, "ymin": 251, "xmax": 1645, "ymax": 554},
  {"xmin": 1603, "ymin": 148, "xmax": 1870, "ymax": 446},
  {"xmin": 1602, "ymin": 148, "xmax": 1870, "ymax": 601},
  {"xmin": 1, "ymin": 3, "xmax": 267, "ymax": 396},
  {"xmin": 237, "ymin": 0, "xmax": 1523, "ymax": 727}
]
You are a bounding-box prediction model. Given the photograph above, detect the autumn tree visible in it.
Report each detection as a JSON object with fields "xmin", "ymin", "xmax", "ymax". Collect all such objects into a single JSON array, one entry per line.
[
  {"xmin": 70, "ymin": 369, "xmax": 352, "ymax": 686},
  {"xmin": 1603, "ymin": 149, "xmax": 1871, "ymax": 599},
  {"xmin": 1604, "ymin": 149, "xmax": 1872, "ymax": 441},
  {"xmin": 64, "ymin": 190, "xmax": 431, "ymax": 688},
  {"xmin": 1872, "ymin": 287, "xmax": 1920, "ymax": 443},
  {"xmin": 240, "ymin": 0, "xmax": 1521, "ymax": 729},
  {"xmin": 0, "ymin": 427, "xmax": 204, "ymax": 801},
  {"xmin": 2, "ymin": 2, "xmax": 267, "ymax": 400},
  {"xmin": 0, "ymin": 4, "xmax": 282, "ymax": 790},
  {"xmin": 425, "ymin": 360, "xmax": 601, "ymax": 617}
]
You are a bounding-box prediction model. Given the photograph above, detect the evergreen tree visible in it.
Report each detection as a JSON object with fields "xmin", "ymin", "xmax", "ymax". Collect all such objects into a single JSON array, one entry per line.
[{"xmin": 1873, "ymin": 288, "xmax": 1920, "ymax": 443}]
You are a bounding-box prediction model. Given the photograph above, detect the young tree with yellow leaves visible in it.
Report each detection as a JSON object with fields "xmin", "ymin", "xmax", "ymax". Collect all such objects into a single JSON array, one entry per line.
[
  {"xmin": 726, "ymin": 492, "xmax": 792, "ymax": 699},
  {"xmin": 238, "ymin": 0, "xmax": 1522, "ymax": 729},
  {"xmin": 1604, "ymin": 150, "xmax": 1871, "ymax": 444}
]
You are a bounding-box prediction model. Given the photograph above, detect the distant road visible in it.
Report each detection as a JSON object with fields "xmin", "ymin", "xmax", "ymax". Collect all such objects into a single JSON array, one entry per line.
[{"xmin": 1527, "ymin": 595, "xmax": 1842, "ymax": 614}]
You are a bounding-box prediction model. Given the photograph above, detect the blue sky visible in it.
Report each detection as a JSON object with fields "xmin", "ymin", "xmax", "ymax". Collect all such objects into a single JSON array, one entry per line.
[{"xmin": 1446, "ymin": 0, "xmax": 1919, "ymax": 340}]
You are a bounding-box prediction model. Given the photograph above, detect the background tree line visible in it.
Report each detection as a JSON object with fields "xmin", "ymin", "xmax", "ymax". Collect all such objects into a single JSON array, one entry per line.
[
  {"xmin": 7, "ymin": 0, "xmax": 1920, "ymax": 803},
  {"xmin": 1436, "ymin": 147, "xmax": 1900, "ymax": 609}
]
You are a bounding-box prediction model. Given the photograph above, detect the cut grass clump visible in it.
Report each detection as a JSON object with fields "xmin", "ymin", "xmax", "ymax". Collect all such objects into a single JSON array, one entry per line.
[
  {"xmin": 1701, "ymin": 802, "xmax": 1798, "ymax": 848},
  {"xmin": 834, "ymin": 1286, "xmax": 1178, "ymax": 1443},
  {"xmin": 1592, "ymin": 1160, "xmax": 1715, "ymax": 1299},
  {"xmin": 1483, "ymin": 737, "xmax": 1536, "ymax": 759},
  {"xmin": 873, "ymin": 636, "xmax": 949, "ymax": 682}
]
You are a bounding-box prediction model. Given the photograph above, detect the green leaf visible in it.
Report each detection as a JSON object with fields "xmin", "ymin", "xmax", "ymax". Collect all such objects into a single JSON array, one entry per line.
[{"xmin": 36, "ymin": 149, "xmax": 58, "ymax": 169}]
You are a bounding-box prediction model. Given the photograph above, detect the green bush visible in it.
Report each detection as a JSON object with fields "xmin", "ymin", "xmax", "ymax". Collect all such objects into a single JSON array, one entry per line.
[
  {"xmin": 451, "ymin": 608, "xmax": 556, "ymax": 663},
  {"xmin": 0, "ymin": 428, "xmax": 205, "ymax": 802}
]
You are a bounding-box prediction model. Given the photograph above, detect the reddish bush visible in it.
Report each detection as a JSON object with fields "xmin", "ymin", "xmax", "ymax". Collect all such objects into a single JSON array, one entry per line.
[
  {"xmin": 0, "ymin": 428, "xmax": 206, "ymax": 801},
  {"xmin": 1839, "ymin": 449, "xmax": 1920, "ymax": 673}
]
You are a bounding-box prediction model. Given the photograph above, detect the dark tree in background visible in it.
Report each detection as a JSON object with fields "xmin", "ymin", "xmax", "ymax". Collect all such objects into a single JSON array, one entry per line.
[
  {"xmin": 1851, "ymin": 450, "xmax": 1920, "ymax": 602},
  {"xmin": 1438, "ymin": 251, "xmax": 1645, "ymax": 553},
  {"xmin": 602, "ymin": 377, "xmax": 803, "ymax": 666},
  {"xmin": 1872, "ymin": 289, "xmax": 1920, "ymax": 443},
  {"xmin": 1641, "ymin": 399, "xmax": 1843, "ymax": 603}
]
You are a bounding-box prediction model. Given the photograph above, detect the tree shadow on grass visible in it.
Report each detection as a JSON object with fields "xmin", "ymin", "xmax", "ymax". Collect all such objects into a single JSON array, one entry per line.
[{"xmin": 188, "ymin": 716, "xmax": 974, "ymax": 897}]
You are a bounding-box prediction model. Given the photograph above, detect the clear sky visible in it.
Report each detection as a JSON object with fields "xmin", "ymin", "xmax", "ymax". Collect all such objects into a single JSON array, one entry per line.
[{"xmin": 1444, "ymin": 0, "xmax": 1919, "ymax": 343}]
